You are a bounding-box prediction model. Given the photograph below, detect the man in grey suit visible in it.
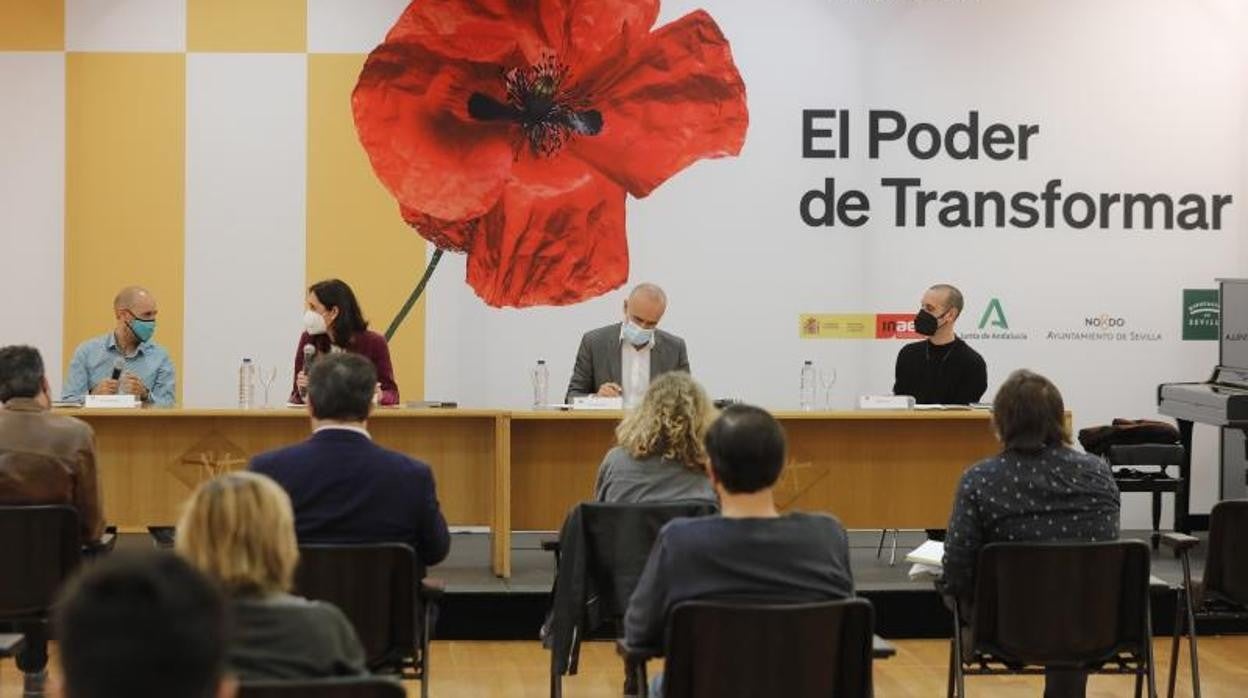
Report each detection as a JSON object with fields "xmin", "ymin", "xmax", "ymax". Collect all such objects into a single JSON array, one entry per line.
[{"xmin": 565, "ymin": 283, "xmax": 691, "ymax": 405}]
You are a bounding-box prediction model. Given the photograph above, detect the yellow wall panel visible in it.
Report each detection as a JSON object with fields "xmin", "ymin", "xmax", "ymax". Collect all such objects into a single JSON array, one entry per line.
[
  {"xmin": 65, "ymin": 53, "xmax": 185, "ymax": 403},
  {"xmin": 187, "ymin": 0, "xmax": 306, "ymax": 53},
  {"xmin": 307, "ymin": 54, "xmax": 426, "ymax": 402},
  {"xmin": 0, "ymin": 0, "xmax": 64, "ymax": 50}
]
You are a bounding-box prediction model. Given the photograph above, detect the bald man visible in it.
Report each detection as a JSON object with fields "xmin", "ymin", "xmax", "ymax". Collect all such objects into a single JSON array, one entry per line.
[
  {"xmin": 893, "ymin": 283, "xmax": 987, "ymax": 405},
  {"xmin": 63, "ymin": 286, "xmax": 176, "ymax": 406},
  {"xmin": 565, "ymin": 283, "xmax": 691, "ymax": 407}
]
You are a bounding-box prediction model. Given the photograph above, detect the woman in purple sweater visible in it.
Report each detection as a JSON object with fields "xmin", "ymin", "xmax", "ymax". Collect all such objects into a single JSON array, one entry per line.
[{"xmin": 290, "ymin": 278, "xmax": 400, "ymax": 406}]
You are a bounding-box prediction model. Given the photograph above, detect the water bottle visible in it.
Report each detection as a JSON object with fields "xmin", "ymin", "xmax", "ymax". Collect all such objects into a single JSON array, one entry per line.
[
  {"xmin": 531, "ymin": 359, "xmax": 549, "ymax": 408},
  {"xmin": 238, "ymin": 358, "xmax": 256, "ymax": 409},
  {"xmin": 799, "ymin": 360, "xmax": 817, "ymax": 411}
]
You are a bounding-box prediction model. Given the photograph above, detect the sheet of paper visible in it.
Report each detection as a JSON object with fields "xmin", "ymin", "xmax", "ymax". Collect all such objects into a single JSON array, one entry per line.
[
  {"xmin": 571, "ymin": 396, "xmax": 623, "ymax": 410},
  {"xmin": 904, "ymin": 539, "xmax": 945, "ymax": 567}
]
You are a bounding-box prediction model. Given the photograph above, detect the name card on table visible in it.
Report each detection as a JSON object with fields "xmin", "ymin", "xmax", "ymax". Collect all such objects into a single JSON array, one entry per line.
[
  {"xmin": 84, "ymin": 395, "xmax": 139, "ymax": 409},
  {"xmin": 858, "ymin": 395, "xmax": 915, "ymax": 410},
  {"xmin": 571, "ymin": 396, "xmax": 624, "ymax": 410}
]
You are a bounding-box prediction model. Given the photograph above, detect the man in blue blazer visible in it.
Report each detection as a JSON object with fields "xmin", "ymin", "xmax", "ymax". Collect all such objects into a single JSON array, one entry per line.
[{"xmin": 250, "ymin": 352, "xmax": 450, "ymax": 571}]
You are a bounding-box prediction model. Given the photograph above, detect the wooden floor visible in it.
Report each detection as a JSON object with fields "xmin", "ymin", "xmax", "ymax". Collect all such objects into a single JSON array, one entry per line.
[{"xmin": 4, "ymin": 637, "xmax": 1246, "ymax": 697}]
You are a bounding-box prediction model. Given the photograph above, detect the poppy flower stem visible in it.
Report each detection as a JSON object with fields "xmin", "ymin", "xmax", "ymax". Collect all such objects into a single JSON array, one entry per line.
[{"xmin": 384, "ymin": 247, "xmax": 445, "ymax": 341}]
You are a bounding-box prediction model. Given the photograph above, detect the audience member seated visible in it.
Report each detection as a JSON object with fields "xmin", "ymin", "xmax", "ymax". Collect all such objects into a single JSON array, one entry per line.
[
  {"xmin": 941, "ymin": 369, "xmax": 1121, "ymax": 698},
  {"xmin": 51, "ymin": 551, "xmax": 236, "ymax": 698},
  {"xmin": 177, "ymin": 471, "xmax": 367, "ymax": 681},
  {"xmin": 624, "ymin": 404, "xmax": 854, "ymax": 653},
  {"xmin": 251, "ymin": 352, "xmax": 450, "ymax": 571},
  {"xmin": 0, "ymin": 345, "xmax": 103, "ymax": 544},
  {"xmin": 595, "ymin": 372, "xmax": 717, "ymax": 504}
]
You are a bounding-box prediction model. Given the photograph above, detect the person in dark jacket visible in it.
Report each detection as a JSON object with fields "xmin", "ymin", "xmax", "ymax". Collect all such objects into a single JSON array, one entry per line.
[
  {"xmin": 252, "ymin": 352, "xmax": 449, "ymax": 569},
  {"xmin": 178, "ymin": 471, "xmax": 366, "ymax": 681},
  {"xmin": 942, "ymin": 369, "xmax": 1120, "ymax": 698},
  {"xmin": 625, "ymin": 405, "xmax": 854, "ymax": 661}
]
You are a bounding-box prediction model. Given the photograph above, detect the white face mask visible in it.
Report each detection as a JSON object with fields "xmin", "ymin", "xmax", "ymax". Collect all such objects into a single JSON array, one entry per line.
[
  {"xmin": 622, "ymin": 320, "xmax": 655, "ymax": 347},
  {"xmin": 303, "ymin": 309, "xmax": 328, "ymax": 336}
]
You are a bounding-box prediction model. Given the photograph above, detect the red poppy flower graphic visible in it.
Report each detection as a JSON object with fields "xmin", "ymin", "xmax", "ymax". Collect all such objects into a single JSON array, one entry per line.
[{"xmin": 353, "ymin": 0, "xmax": 748, "ymax": 308}]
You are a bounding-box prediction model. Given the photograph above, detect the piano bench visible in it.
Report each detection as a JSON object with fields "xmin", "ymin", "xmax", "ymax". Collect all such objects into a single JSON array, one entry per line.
[{"xmin": 1108, "ymin": 444, "xmax": 1186, "ymax": 550}]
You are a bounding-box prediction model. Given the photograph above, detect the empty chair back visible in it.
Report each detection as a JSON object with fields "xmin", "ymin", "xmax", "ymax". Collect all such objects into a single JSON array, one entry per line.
[
  {"xmin": 661, "ymin": 598, "xmax": 874, "ymax": 698},
  {"xmin": 238, "ymin": 676, "xmax": 405, "ymax": 698},
  {"xmin": 293, "ymin": 544, "xmax": 415, "ymax": 668},
  {"xmin": 580, "ymin": 500, "xmax": 718, "ymax": 615},
  {"xmin": 0, "ymin": 505, "xmax": 81, "ymax": 616},
  {"xmin": 1204, "ymin": 499, "xmax": 1248, "ymax": 605},
  {"xmin": 971, "ymin": 540, "xmax": 1151, "ymax": 667}
]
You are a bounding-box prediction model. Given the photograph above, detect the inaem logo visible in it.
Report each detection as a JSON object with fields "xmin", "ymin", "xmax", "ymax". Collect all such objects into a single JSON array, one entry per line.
[
  {"xmin": 1183, "ymin": 289, "xmax": 1219, "ymax": 341},
  {"xmin": 978, "ymin": 298, "xmax": 1009, "ymax": 330}
]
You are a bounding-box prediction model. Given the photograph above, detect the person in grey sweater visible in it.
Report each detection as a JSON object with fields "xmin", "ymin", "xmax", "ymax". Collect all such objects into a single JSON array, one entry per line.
[
  {"xmin": 177, "ymin": 471, "xmax": 367, "ymax": 681},
  {"xmin": 625, "ymin": 404, "xmax": 854, "ymax": 653},
  {"xmin": 594, "ymin": 372, "xmax": 717, "ymax": 504}
]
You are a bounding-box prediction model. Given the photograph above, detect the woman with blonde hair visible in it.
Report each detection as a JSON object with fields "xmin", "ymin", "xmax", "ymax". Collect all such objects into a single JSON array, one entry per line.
[
  {"xmin": 176, "ymin": 471, "xmax": 366, "ymax": 681},
  {"xmin": 594, "ymin": 372, "xmax": 717, "ymax": 503}
]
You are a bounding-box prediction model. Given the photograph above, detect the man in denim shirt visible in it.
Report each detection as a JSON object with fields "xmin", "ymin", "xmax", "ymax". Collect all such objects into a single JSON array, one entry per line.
[
  {"xmin": 62, "ymin": 286, "xmax": 175, "ymax": 406},
  {"xmin": 943, "ymin": 369, "xmax": 1120, "ymax": 698}
]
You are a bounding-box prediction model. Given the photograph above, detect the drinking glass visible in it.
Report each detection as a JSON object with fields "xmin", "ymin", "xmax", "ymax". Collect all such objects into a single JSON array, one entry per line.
[
  {"xmin": 819, "ymin": 368, "xmax": 837, "ymax": 409},
  {"xmin": 256, "ymin": 364, "xmax": 278, "ymax": 407}
]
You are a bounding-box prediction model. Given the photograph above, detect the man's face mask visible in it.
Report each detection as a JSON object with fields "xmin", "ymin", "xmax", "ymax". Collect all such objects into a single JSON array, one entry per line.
[
  {"xmin": 622, "ymin": 320, "xmax": 655, "ymax": 347},
  {"xmin": 126, "ymin": 311, "xmax": 157, "ymax": 342},
  {"xmin": 913, "ymin": 307, "xmax": 948, "ymax": 337}
]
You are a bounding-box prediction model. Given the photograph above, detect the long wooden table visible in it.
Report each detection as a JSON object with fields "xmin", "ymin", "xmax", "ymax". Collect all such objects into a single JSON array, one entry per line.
[{"xmin": 64, "ymin": 408, "xmax": 1003, "ymax": 577}]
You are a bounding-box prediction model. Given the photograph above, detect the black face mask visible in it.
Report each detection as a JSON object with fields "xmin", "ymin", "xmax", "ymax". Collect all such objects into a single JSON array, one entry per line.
[{"xmin": 914, "ymin": 308, "xmax": 944, "ymax": 336}]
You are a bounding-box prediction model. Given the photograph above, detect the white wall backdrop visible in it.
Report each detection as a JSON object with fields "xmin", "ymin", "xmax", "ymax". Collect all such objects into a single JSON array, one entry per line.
[
  {"xmin": 424, "ymin": 0, "xmax": 1248, "ymax": 527},
  {"xmin": 0, "ymin": 53, "xmax": 65, "ymax": 396}
]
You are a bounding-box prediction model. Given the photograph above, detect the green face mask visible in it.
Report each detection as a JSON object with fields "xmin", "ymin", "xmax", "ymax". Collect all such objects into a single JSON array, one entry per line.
[{"xmin": 129, "ymin": 317, "xmax": 156, "ymax": 343}]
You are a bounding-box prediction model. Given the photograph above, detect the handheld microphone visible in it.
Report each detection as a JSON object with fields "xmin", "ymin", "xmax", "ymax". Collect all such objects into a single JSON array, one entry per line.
[
  {"xmin": 299, "ymin": 345, "xmax": 316, "ymax": 401},
  {"xmin": 110, "ymin": 358, "xmax": 124, "ymax": 394}
]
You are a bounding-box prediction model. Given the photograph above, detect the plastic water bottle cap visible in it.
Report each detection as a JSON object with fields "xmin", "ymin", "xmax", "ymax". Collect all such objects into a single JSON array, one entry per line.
[
  {"xmin": 538, "ymin": 359, "xmax": 546, "ymax": 365},
  {"xmin": 804, "ymin": 360, "xmax": 813, "ymax": 365}
]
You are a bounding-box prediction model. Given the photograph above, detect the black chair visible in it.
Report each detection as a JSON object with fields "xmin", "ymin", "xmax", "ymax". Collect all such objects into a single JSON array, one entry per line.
[
  {"xmin": 618, "ymin": 598, "xmax": 878, "ymax": 698},
  {"xmin": 238, "ymin": 676, "xmax": 406, "ymax": 698},
  {"xmin": 544, "ymin": 500, "xmax": 718, "ymax": 698},
  {"xmin": 1108, "ymin": 444, "xmax": 1186, "ymax": 549},
  {"xmin": 949, "ymin": 540, "xmax": 1157, "ymax": 698},
  {"xmin": 1162, "ymin": 499, "xmax": 1248, "ymax": 698},
  {"xmin": 0, "ymin": 505, "xmax": 84, "ymax": 685},
  {"xmin": 293, "ymin": 544, "xmax": 444, "ymax": 698}
]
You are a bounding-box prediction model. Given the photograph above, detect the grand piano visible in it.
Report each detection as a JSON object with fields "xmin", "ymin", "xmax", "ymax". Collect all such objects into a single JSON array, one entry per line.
[{"xmin": 1158, "ymin": 278, "xmax": 1248, "ymax": 531}]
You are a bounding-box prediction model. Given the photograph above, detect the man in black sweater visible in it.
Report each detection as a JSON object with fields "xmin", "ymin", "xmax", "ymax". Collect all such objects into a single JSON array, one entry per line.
[
  {"xmin": 893, "ymin": 283, "xmax": 987, "ymax": 405},
  {"xmin": 624, "ymin": 405, "xmax": 854, "ymax": 658}
]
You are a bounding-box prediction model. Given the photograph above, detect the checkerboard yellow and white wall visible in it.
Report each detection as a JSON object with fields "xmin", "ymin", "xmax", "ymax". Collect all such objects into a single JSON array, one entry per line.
[{"xmin": 0, "ymin": 0, "xmax": 427, "ymax": 406}]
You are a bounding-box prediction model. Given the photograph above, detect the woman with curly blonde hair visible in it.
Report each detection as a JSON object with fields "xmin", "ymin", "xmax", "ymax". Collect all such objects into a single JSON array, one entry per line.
[
  {"xmin": 594, "ymin": 372, "xmax": 717, "ymax": 503},
  {"xmin": 177, "ymin": 471, "xmax": 366, "ymax": 681}
]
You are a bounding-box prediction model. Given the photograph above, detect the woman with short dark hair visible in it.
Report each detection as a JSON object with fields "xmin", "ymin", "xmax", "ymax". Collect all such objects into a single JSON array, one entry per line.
[{"xmin": 290, "ymin": 279, "xmax": 399, "ymax": 405}]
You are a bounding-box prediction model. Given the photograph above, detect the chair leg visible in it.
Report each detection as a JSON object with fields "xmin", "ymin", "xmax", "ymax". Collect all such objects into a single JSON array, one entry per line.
[
  {"xmin": 1151, "ymin": 492, "xmax": 1163, "ymax": 550},
  {"xmin": 623, "ymin": 656, "xmax": 638, "ymax": 697},
  {"xmin": 550, "ymin": 671, "xmax": 562, "ymax": 698},
  {"xmin": 889, "ymin": 529, "xmax": 898, "ymax": 566},
  {"xmin": 637, "ymin": 658, "xmax": 649, "ymax": 698},
  {"xmin": 947, "ymin": 640, "xmax": 957, "ymax": 698},
  {"xmin": 876, "ymin": 529, "xmax": 888, "ymax": 559},
  {"xmin": 1180, "ymin": 564, "xmax": 1202, "ymax": 698},
  {"xmin": 421, "ymin": 603, "xmax": 433, "ymax": 698},
  {"xmin": 1136, "ymin": 670, "xmax": 1144, "ymax": 698},
  {"xmin": 1168, "ymin": 589, "xmax": 1183, "ymax": 698}
]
